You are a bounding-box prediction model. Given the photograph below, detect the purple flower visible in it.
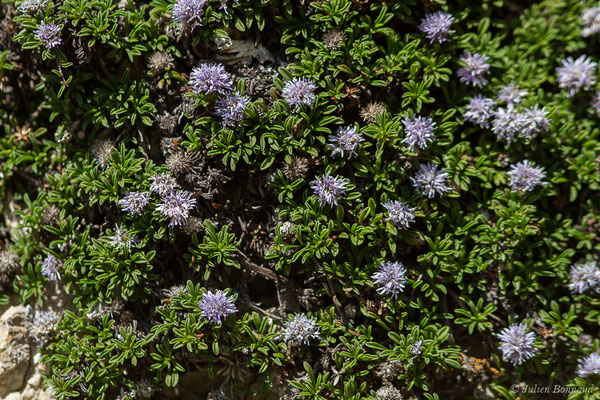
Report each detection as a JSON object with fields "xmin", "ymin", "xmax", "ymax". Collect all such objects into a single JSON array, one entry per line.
[
  {"xmin": 215, "ymin": 92, "xmax": 250, "ymax": 127},
  {"xmin": 310, "ymin": 173, "xmax": 348, "ymax": 207},
  {"xmin": 464, "ymin": 94, "xmax": 496, "ymax": 128},
  {"xmin": 199, "ymin": 289, "xmax": 237, "ymax": 324},
  {"xmin": 150, "ymin": 173, "xmax": 179, "ymax": 197},
  {"xmin": 497, "ymin": 323, "xmax": 538, "ymax": 366},
  {"xmin": 402, "ymin": 116, "xmax": 436, "ymax": 152},
  {"xmin": 418, "ymin": 11, "xmax": 455, "ymax": 44},
  {"xmin": 577, "ymin": 353, "xmax": 600, "ymax": 378},
  {"xmin": 592, "ymin": 91, "xmax": 600, "ymax": 116},
  {"xmin": 507, "ymin": 160, "xmax": 546, "ymax": 192},
  {"xmin": 189, "ymin": 64, "xmax": 233, "ymax": 95},
  {"xmin": 119, "ymin": 192, "xmax": 151, "ymax": 215},
  {"xmin": 327, "ymin": 126, "xmax": 363, "ymax": 158},
  {"xmin": 216, "ymin": 0, "xmax": 239, "ymax": 11},
  {"xmin": 17, "ymin": 0, "xmax": 48, "ymax": 14},
  {"xmin": 383, "ymin": 200, "xmax": 416, "ymax": 229},
  {"xmin": 172, "ymin": 0, "xmax": 207, "ymax": 32},
  {"xmin": 410, "ymin": 340, "xmax": 422, "ymax": 355},
  {"xmin": 108, "ymin": 225, "xmax": 136, "ymax": 251},
  {"xmin": 556, "ymin": 55, "xmax": 597, "ymax": 97},
  {"xmin": 40, "ymin": 254, "xmax": 61, "ymax": 281},
  {"xmin": 568, "ymin": 261, "xmax": 600, "ymax": 294},
  {"xmin": 520, "ymin": 105, "xmax": 550, "ymax": 139},
  {"xmin": 412, "ymin": 163, "xmax": 451, "ymax": 198},
  {"xmin": 497, "ymin": 82, "xmax": 528, "ymax": 105},
  {"xmin": 282, "ymin": 78, "xmax": 318, "ymax": 110},
  {"xmin": 582, "ymin": 7, "xmax": 600, "ymax": 37},
  {"xmin": 282, "ymin": 314, "xmax": 320, "ymax": 346},
  {"xmin": 156, "ymin": 190, "xmax": 197, "ymax": 227},
  {"xmin": 491, "ymin": 106, "xmax": 523, "ymax": 144},
  {"xmin": 457, "ymin": 52, "xmax": 491, "ymax": 88},
  {"xmin": 34, "ymin": 21, "xmax": 62, "ymax": 49},
  {"xmin": 371, "ymin": 261, "xmax": 407, "ymax": 299}
]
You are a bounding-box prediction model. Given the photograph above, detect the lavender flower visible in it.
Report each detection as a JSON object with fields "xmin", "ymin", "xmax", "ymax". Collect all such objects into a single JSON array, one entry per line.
[
  {"xmin": 108, "ymin": 226, "xmax": 136, "ymax": 251},
  {"xmin": 491, "ymin": 106, "xmax": 524, "ymax": 144},
  {"xmin": 497, "ymin": 323, "xmax": 538, "ymax": 366},
  {"xmin": 507, "ymin": 160, "xmax": 546, "ymax": 192},
  {"xmin": 410, "ymin": 340, "xmax": 422, "ymax": 355},
  {"xmin": 40, "ymin": 254, "xmax": 61, "ymax": 281},
  {"xmin": 582, "ymin": 6, "xmax": 600, "ymax": 37},
  {"xmin": 172, "ymin": 0, "xmax": 207, "ymax": 32},
  {"xmin": 34, "ymin": 21, "xmax": 62, "ymax": 49},
  {"xmin": 149, "ymin": 173, "xmax": 179, "ymax": 197},
  {"xmin": 577, "ymin": 353, "xmax": 600, "ymax": 378},
  {"xmin": 520, "ymin": 105, "xmax": 550, "ymax": 139},
  {"xmin": 282, "ymin": 78, "xmax": 318, "ymax": 110},
  {"xmin": 402, "ymin": 116, "xmax": 436, "ymax": 151},
  {"xmin": 327, "ymin": 126, "xmax": 363, "ymax": 158},
  {"xmin": 568, "ymin": 261, "xmax": 600, "ymax": 294},
  {"xmin": 17, "ymin": 0, "xmax": 48, "ymax": 14},
  {"xmin": 215, "ymin": 92, "xmax": 250, "ymax": 127},
  {"xmin": 156, "ymin": 190, "xmax": 197, "ymax": 227},
  {"xmin": 189, "ymin": 64, "xmax": 232, "ymax": 95},
  {"xmin": 412, "ymin": 163, "xmax": 451, "ymax": 198},
  {"xmin": 457, "ymin": 52, "xmax": 491, "ymax": 88},
  {"xmin": 119, "ymin": 191, "xmax": 151, "ymax": 215},
  {"xmin": 383, "ymin": 200, "xmax": 416, "ymax": 229},
  {"xmin": 556, "ymin": 55, "xmax": 597, "ymax": 97},
  {"xmin": 216, "ymin": 0, "xmax": 240, "ymax": 11},
  {"xmin": 497, "ymin": 82, "xmax": 528, "ymax": 105},
  {"xmin": 592, "ymin": 91, "xmax": 600, "ymax": 116},
  {"xmin": 464, "ymin": 95, "xmax": 496, "ymax": 128},
  {"xmin": 199, "ymin": 290, "xmax": 237, "ymax": 324},
  {"xmin": 371, "ymin": 261, "xmax": 407, "ymax": 299},
  {"xmin": 310, "ymin": 173, "xmax": 348, "ymax": 207},
  {"xmin": 418, "ymin": 11, "xmax": 455, "ymax": 44},
  {"xmin": 282, "ymin": 314, "xmax": 320, "ymax": 346}
]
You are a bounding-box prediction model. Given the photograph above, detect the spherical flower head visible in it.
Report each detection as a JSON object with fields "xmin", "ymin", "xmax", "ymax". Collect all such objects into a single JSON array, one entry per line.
[
  {"xmin": 40, "ymin": 254, "xmax": 62, "ymax": 281},
  {"xmin": 30, "ymin": 310, "xmax": 60, "ymax": 345},
  {"xmin": 401, "ymin": 116, "xmax": 436, "ymax": 151},
  {"xmin": 556, "ymin": 55, "xmax": 597, "ymax": 97},
  {"xmin": 577, "ymin": 353, "xmax": 600, "ymax": 378},
  {"xmin": 418, "ymin": 11, "xmax": 455, "ymax": 44},
  {"xmin": 282, "ymin": 314, "xmax": 320, "ymax": 346},
  {"xmin": 172, "ymin": 0, "xmax": 207, "ymax": 32},
  {"xmin": 108, "ymin": 226, "xmax": 137, "ymax": 251},
  {"xmin": 457, "ymin": 52, "xmax": 490, "ymax": 88},
  {"xmin": 199, "ymin": 289, "xmax": 237, "ymax": 324},
  {"xmin": 383, "ymin": 200, "xmax": 416, "ymax": 229},
  {"xmin": 156, "ymin": 190, "xmax": 197, "ymax": 227},
  {"xmin": 34, "ymin": 21, "xmax": 62, "ymax": 49},
  {"xmin": 310, "ymin": 173, "xmax": 348, "ymax": 207},
  {"xmin": 327, "ymin": 126, "xmax": 363, "ymax": 158},
  {"xmin": 491, "ymin": 106, "xmax": 524, "ymax": 144},
  {"xmin": 507, "ymin": 160, "xmax": 546, "ymax": 192},
  {"xmin": 464, "ymin": 94, "xmax": 496, "ymax": 128},
  {"xmin": 371, "ymin": 261, "xmax": 407, "ymax": 299},
  {"xmin": 215, "ymin": 92, "xmax": 250, "ymax": 127},
  {"xmin": 582, "ymin": 7, "xmax": 600, "ymax": 37},
  {"xmin": 149, "ymin": 173, "xmax": 180, "ymax": 197},
  {"xmin": 519, "ymin": 105, "xmax": 550, "ymax": 139},
  {"xmin": 282, "ymin": 77, "xmax": 318, "ymax": 110},
  {"xmin": 412, "ymin": 163, "xmax": 451, "ymax": 198},
  {"xmin": 119, "ymin": 191, "xmax": 151, "ymax": 215},
  {"xmin": 189, "ymin": 64, "xmax": 232, "ymax": 95},
  {"xmin": 497, "ymin": 323, "xmax": 538, "ymax": 366},
  {"xmin": 497, "ymin": 82, "xmax": 528, "ymax": 105},
  {"xmin": 568, "ymin": 261, "xmax": 600, "ymax": 294},
  {"xmin": 17, "ymin": 0, "xmax": 48, "ymax": 14},
  {"xmin": 322, "ymin": 29, "xmax": 347, "ymax": 51},
  {"xmin": 360, "ymin": 102, "xmax": 386, "ymax": 123},
  {"xmin": 410, "ymin": 340, "xmax": 422, "ymax": 355}
]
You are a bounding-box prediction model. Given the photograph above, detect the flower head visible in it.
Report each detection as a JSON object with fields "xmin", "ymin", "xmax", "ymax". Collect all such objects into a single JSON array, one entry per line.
[
  {"xmin": 282, "ymin": 78, "xmax": 318, "ymax": 110},
  {"xmin": 359, "ymin": 102, "xmax": 386, "ymax": 123},
  {"xmin": 327, "ymin": 126, "xmax": 363, "ymax": 158},
  {"xmin": 577, "ymin": 353, "xmax": 600, "ymax": 378},
  {"xmin": 189, "ymin": 64, "xmax": 233, "ymax": 95},
  {"xmin": 497, "ymin": 323, "xmax": 538, "ymax": 366},
  {"xmin": 519, "ymin": 105, "xmax": 550, "ymax": 139},
  {"xmin": 556, "ymin": 55, "xmax": 597, "ymax": 97},
  {"xmin": 568, "ymin": 261, "xmax": 600, "ymax": 294},
  {"xmin": 372, "ymin": 261, "xmax": 407, "ymax": 299},
  {"xmin": 282, "ymin": 314, "xmax": 320, "ymax": 346},
  {"xmin": 497, "ymin": 82, "xmax": 528, "ymax": 105},
  {"xmin": 148, "ymin": 51, "xmax": 174, "ymax": 74},
  {"xmin": 30, "ymin": 310, "xmax": 61, "ymax": 345},
  {"xmin": 383, "ymin": 200, "xmax": 416, "ymax": 229},
  {"xmin": 582, "ymin": 7, "xmax": 600, "ymax": 37},
  {"xmin": 457, "ymin": 52, "xmax": 491, "ymax": 88},
  {"xmin": 17, "ymin": 0, "xmax": 48, "ymax": 14},
  {"xmin": 418, "ymin": 11, "xmax": 455, "ymax": 44},
  {"xmin": 507, "ymin": 160, "xmax": 546, "ymax": 192},
  {"xmin": 172, "ymin": 0, "xmax": 207, "ymax": 32},
  {"xmin": 199, "ymin": 290, "xmax": 237, "ymax": 324},
  {"xmin": 412, "ymin": 163, "xmax": 451, "ymax": 198},
  {"xmin": 402, "ymin": 116, "xmax": 436, "ymax": 151},
  {"xmin": 215, "ymin": 92, "xmax": 250, "ymax": 127},
  {"xmin": 34, "ymin": 21, "xmax": 62, "ymax": 49},
  {"xmin": 40, "ymin": 254, "xmax": 62, "ymax": 281},
  {"xmin": 156, "ymin": 190, "xmax": 197, "ymax": 227},
  {"xmin": 491, "ymin": 106, "xmax": 524, "ymax": 144},
  {"xmin": 108, "ymin": 226, "xmax": 137, "ymax": 251},
  {"xmin": 410, "ymin": 340, "xmax": 422, "ymax": 355},
  {"xmin": 464, "ymin": 94, "xmax": 496, "ymax": 128},
  {"xmin": 322, "ymin": 29, "xmax": 347, "ymax": 51},
  {"xmin": 310, "ymin": 173, "xmax": 348, "ymax": 207},
  {"xmin": 150, "ymin": 173, "xmax": 180, "ymax": 197},
  {"xmin": 119, "ymin": 191, "xmax": 151, "ymax": 215}
]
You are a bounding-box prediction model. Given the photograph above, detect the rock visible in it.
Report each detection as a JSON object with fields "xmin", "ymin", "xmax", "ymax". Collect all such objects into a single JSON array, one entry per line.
[{"xmin": 0, "ymin": 305, "xmax": 31, "ymax": 397}]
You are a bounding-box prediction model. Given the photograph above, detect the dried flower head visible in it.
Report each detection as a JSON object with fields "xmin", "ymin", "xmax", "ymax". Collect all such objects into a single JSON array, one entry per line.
[
  {"xmin": 119, "ymin": 191, "xmax": 151, "ymax": 215},
  {"xmin": 283, "ymin": 156, "xmax": 310, "ymax": 181},
  {"xmin": 568, "ymin": 261, "xmax": 600, "ymax": 294},
  {"xmin": 327, "ymin": 126, "xmax": 363, "ymax": 158},
  {"xmin": 582, "ymin": 6, "xmax": 600, "ymax": 37},
  {"xmin": 497, "ymin": 82, "xmax": 528, "ymax": 105},
  {"xmin": 148, "ymin": 51, "xmax": 174, "ymax": 74},
  {"xmin": 172, "ymin": 0, "xmax": 207, "ymax": 32},
  {"xmin": 34, "ymin": 21, "xmax": 62, "ymax": 49},
  {"xmin": 40, "ymin": 205, "xmax": 61, "ymax": 226},
  {"xmin": 464, "ymin": 94, "xmax": 496, "ymax": 128},
  {"xmin": 108, "ymin": 225, "xmax": 137, "ymax": 251},
  {"xmin": 577, "ymin": 353, "xmax": 600, "ymax": 378},
  {"xmin": 0, "ymin": 248, "xmax": 19, "ymax": 284},
  {"xmin": 282, "ymin": 77, "xmax": 318, "ymax": 110},
  {"xmin": 418, "ymin": 11, "xmax": 455, "ymax": 44},
  {"xmin": 166, "ymin": 151, "xmax": 198, "ymax": 177},
  {"xmin": 359, "ymin": 102, "xmax": 386, "ymax": 123},
  {"xmin": 556, "ymin": 55, "xmax": 597, "ymax": 97},
  {"xmin": 40, "ymin": 254, "xmax": 62, "ymax": 281},
  {"xmin": 156, "ymin": 190, "xmax": 197, "ymax": 226},
  {"xmin": 282, "ymin": 314, "xmax": 320, "ymax": 346},
  {"xmin": 402, "ymin": 115, "xmax": 436, "ymax": 151},
  {"xmin": 375, "ymin": 385, "xmax": 403, "ymax": 400},
  {"xmin": 17, "ymin": 0, "xmax": 48, "ymax": 14},
  {"xmin": 189, "ymin": 63, "xmax": 233, "ymax": 95},
  {"xmin": 199, "ymin": 289, "xmax": 237, "ymax": 324},
  {"xmin": 507, "ymin": 160, "xmax": 546, "ymax": 192},
  {"xmin": 310, "ymin": 173, "xmax": 348, "ymax": 207},
  {"xmin": 383, "ymin": 200, "xmax": 416, "ymax": 229},
  {"xmin": 371, "ymin": 261, "xmax": 407, "ymax": 299},
  {"xmin": 412, "ymin": 163, "xmax": 451, "ymax": 198},
  {"xmin": 30, "ymin": 310, "xmax": 61, "ymax": 345},
  {"xmin": 182, "ymin": 217, "xmax": 204, "ymax": 235},
  {"xmin": 457, "ymin": 52, "xmax": 491, "ymax": 88},
  {"xmin": 150, "ymin": 173, "xmax": 180, "ymax": 197},
  {"xmin": 322, "ymin": 29, "xmax": 347, "ymax": 51},
  {"xmin": 497, "ymin": 323, "xmax": 538, "ymax": 366},
  {"xmin": 215, "ymin": 92, "xmax": 250, "ymax": 127},
  {"xmin": 92, "ymin": 139, "xmax": 115, "ymax": 168}
]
